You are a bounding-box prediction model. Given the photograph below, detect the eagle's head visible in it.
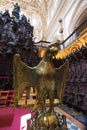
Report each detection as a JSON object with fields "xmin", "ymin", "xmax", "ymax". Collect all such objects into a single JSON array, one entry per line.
[{"xmin": 45, "ymin": 39, "xmax": 60, "ymax": 59}]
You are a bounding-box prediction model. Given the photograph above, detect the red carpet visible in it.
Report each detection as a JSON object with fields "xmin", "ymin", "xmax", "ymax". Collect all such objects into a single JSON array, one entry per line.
[{"xmin": 0, "ymin": 107, "xmax": 32, "ymax": 130}]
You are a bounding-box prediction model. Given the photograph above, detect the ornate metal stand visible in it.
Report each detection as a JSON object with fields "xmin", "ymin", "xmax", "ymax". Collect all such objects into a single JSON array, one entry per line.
[
  {"xmin": 28, "ymin": 110, "xmax": 68, "ymax": 130},
  {"xmin": 13, "ymin": 26, "xmax": 69, "ymax": 130}
]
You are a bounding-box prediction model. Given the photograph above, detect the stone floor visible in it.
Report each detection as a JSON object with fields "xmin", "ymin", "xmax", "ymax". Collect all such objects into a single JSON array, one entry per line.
[{"xmin": 58, "ymin": 104, "xmax": 87, "ymax": 129}]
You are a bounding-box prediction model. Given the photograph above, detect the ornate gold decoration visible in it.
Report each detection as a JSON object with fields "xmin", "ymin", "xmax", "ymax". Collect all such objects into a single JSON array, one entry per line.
[{"xmin": 56, "ymin": 33, "xmax": 87, "ymax": 59}]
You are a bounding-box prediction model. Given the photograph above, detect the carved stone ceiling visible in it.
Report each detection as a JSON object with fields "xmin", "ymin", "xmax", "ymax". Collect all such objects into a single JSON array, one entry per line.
[{"xmin": 0, "ymin": 0, "xmax": 51, "ymax": 41}]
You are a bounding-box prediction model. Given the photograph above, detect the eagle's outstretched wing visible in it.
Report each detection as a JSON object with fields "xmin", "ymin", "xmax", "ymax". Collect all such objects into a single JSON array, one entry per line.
[
  {"xmin": 54, "ymin": 60, "xmax": 69, "ymax": 104},
  {"xmin": 13, "ymin": 54, "xmax": 37, "ymax": 106}
]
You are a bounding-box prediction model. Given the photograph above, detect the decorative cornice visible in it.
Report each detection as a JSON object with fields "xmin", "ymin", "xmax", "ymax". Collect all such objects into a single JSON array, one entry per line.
[{"xmin": 56, "ymin": 32, "xmax": 87, "ymax": 59}]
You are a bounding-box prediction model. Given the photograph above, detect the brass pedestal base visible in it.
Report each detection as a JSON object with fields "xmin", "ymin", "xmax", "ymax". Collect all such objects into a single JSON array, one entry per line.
[{"xmin": 28, "ymin": 111, "xmax": 68, "ymax": 130}]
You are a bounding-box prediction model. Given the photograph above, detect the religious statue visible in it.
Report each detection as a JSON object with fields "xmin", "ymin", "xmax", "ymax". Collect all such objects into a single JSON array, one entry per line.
[
  {"xmin": 13, "ymin": 39, "xmax": 69, "ymax": 130},
  {"xmin": 12, "ymin": 3, "xmax": 20, "ymax": 19}
]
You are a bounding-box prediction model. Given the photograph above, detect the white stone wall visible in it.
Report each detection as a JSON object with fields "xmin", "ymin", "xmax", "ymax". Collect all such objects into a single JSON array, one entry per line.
[{"xmin": 45, "ymin": 0, "xmax": 87, "ymax": 47}]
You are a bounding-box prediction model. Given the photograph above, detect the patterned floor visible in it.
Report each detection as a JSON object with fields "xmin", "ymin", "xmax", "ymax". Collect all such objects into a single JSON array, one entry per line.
[
  {"xmin": 58, "ymin": 104, "xmax": 87, "ymax": 130},
  {"xmin": 66, "ymin": 118, "xmax": 80, "ymax": 130},
  {"xmin": 73, "ymin": 114, "xmax": 87, "ymax": 128},
  {"xmin": 55, "ymin": 110, "xmax": 81, "ymax": 130}
]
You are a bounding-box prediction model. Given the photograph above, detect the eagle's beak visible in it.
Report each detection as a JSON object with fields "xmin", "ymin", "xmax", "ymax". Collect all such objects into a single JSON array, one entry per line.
[{"xmin": 50, "ymin": 46, "xmax": 58, "ymax": 51}]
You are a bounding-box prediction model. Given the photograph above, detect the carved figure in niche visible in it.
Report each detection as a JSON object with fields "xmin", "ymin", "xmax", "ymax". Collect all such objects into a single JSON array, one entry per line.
[
  {"xmin": 1, "ymin": 19, "xmax": 16, "ymax": 44},
  {"xmin": 2, "ymin": 10, "xmax": 11, "ymax": 24},
  {"xmin": 12, "ymin": 3, "xmax": 20, "ymax": 19},
  {"xmin": 20, "ymin": 14, "xmax": 27, "ymax": 24}
]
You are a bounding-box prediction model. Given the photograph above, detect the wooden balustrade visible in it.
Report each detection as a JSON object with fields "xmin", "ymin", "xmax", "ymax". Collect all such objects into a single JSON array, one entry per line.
[
  {"xmin": 0, "ymin": 88, "xmax": 59, "ymax": 107},
  {"xmin": 0, "ymin": 90, "xmax": 14, "ymax": 107}
]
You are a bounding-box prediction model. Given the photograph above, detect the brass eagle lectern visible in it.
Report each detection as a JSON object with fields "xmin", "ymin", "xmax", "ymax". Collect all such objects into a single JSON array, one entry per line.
[{"xmin": 13, "ymin": 39, "xmax": 69, "ymax": 130}]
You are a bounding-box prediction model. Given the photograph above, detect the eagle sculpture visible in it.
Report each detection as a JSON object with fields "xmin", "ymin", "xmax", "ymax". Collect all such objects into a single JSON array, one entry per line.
[{"xmin": 13, "ymin": 39, "xmax": 69, "ymax": 113}]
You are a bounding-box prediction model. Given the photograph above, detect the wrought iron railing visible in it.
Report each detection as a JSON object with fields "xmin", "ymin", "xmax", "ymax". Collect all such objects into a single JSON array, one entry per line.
[
  {"xmin": 36, "ymin": 19, "xmax": 87, "ymax": 49},
  {"xmin": 60, "ymin": 19, "xmax": 87, "ymax": 49}
]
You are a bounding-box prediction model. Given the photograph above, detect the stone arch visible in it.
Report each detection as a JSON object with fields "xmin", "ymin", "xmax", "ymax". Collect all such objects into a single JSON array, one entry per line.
[{"xmin": 69, "ymin": 0, "xmax": 87, "ymax": 33}]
